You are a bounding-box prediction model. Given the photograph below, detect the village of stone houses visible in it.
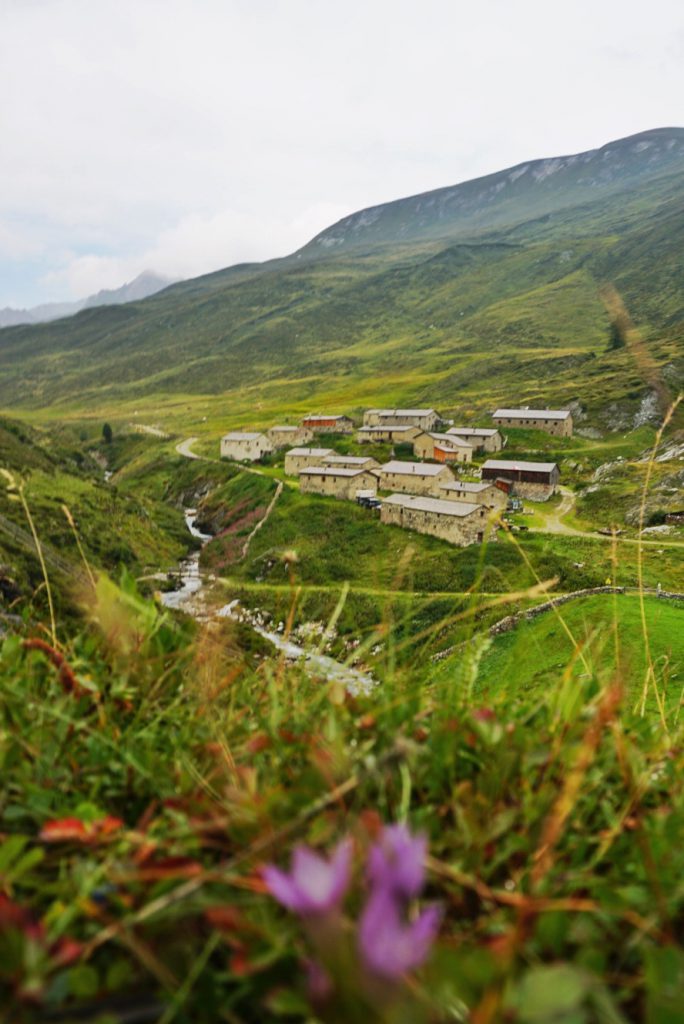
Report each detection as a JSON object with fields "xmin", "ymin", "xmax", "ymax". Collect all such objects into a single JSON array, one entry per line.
[{"xmin": 219, "ymin": 406, "xmax": 571, "ymax": 547}]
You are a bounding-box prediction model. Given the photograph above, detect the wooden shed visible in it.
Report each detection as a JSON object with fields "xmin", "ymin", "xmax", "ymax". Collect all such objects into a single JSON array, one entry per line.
[{"xmin": 481, "ymin": 459, "xmax": 559, "ymax": 501}]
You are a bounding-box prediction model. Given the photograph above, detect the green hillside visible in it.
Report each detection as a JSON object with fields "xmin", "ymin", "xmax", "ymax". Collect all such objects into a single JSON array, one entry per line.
[{"xmin": 0, "ymin": 129, "xmax": 682, "ymax": 431}]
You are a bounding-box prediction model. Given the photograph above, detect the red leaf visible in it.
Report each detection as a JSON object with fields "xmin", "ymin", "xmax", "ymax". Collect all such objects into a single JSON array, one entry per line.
[
  {"xmin": 51, "ymin": 937, "xmax": 84, "ymax": 967},
  {"xmin": 40, "ymin": 818, "xmax": 89, "ymax": 842}
]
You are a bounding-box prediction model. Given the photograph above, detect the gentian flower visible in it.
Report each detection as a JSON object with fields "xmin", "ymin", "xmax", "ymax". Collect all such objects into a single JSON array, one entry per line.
[
  {"xmin": 367, "ymin": 823, "xmax": 427, "ymax": 900},
  {"xmin": 358, "ymin": 887, "xmax": 442, "ymax": 979},
  {"xmin": 263, "ymin": 839, "xmax": 352, "ymax": 916}
]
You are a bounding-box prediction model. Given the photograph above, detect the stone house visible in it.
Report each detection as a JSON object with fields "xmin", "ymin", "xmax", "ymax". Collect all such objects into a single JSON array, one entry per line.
[
  {"xmin": 322, "ymin": 454, "xmax": 380, "ymax": 471},
  {"xmin": 220, "ymin": 431, "xmax": 273, "ymax": 462},
  {"xmin": 375, "ymin": 460, "xmax": 454, "ymax": 497},
  {"xmin": 447, "ymin": 427, "xmax": 504, "ymax": 452},
  {"xmin": 267, "ymin": 425, "xmax": 314, "ymax": 449},
  {"xmin": 413, "ymin": 432, "xmax": 473, "ymax": 464},
  {"xmin": 301, "ymin": 414, "xmax": 354, "ymax": 434},
  {"xmin": 381, "ymin": 494, "xmax": 491, "ymax": 546},
  {"xmin": 492, "ymin": 408, "xmax": 573, "ymax": 437},
  {"xmin": 481, "ymin": 459, "xmax": 560, "ymax": 501},
  {"xmin": 298, "ymin": 466, "xmax": 379, "ymax": 500},
  {"xmin": 363, "ymin": 408, "xmax": 441, "ymax": 431},
  {"xmin": 284, "ymin": 447, "xmax": 334, "ymax": 475},
  {"xmin": 357, "ymin": 424, "xmax": 425, "ymax": 445},
  {"xmin": 439, "ymin": 479, "xmax": 509, "ymax": 511}
]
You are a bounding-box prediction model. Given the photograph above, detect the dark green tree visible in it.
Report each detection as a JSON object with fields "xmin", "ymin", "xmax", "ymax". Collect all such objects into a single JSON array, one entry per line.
[
  {"xmin": 607, "ymin": 319, "xmax": 626, "ymax": 350},
  {"xmin": 102, "ymin": 422, "xmax": 113, "ymax": 444}
]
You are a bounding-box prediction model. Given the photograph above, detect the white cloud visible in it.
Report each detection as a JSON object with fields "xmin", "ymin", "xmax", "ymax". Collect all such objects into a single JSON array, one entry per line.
[{"xmin": 1, "ymin": 0, "xmax": 683, "ymax": 304}]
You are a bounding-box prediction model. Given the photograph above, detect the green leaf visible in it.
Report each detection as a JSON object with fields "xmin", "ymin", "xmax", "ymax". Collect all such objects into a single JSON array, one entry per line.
[
  {"xmin": 510, "ymin": 964, "xmax": 588, "ymax": 1022},
  {"xmin": 68, "ymin": 963, "xmax": 99, "ymax": 999},
  {"xmin": 645, "ymin": 947, "xmax": 684, "ymax": 1023}
]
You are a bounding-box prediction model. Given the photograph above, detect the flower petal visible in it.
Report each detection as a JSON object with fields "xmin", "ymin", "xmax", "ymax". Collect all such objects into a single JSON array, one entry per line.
[
  {"xmin": 262, "ymin": 865, "xmax": 308, "ymax": 913},
  {"xmin": 359, "ymin": 890, "xmax": 440, "ymax": 979},
  {"xmin": 368, "ymin": 824, "xmax": 426, "ymax": 899}
]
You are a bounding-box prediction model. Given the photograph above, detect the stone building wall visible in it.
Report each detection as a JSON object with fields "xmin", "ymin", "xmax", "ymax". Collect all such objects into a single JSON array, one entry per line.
[
  {"xmin": 377, "ymin": 467, "xmax": 452, "ymax": 497},
  {"xmin": 284, "ymin": 450, "xmax": 332, "ymax": 475},
  {"xmin": 299, "ymin": 469, "xmax": 378, "ymax": 500},
  {"xmin": 381, "ymin": 502, "xmax": 489, "ymax": 546},
  {"xmin": 268, "ymin": 427, "xmax": 314, "ymax": 449},
  {"xmin": 220, "ymin": 435, "xmax": 273, "ymax": 462}
]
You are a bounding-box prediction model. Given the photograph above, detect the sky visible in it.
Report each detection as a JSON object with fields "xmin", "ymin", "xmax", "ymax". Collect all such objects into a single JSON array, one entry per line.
[{"xmin": 1, "ymin": 0, "xmax": 683, "ymax": 308}]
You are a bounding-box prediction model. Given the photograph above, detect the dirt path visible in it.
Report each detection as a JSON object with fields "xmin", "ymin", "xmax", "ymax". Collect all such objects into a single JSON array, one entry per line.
[
  {"xmin": 537, "ymin": 486, "xmax": 585, "ymax": 537},
  {"xmin": 239, "ymin": 479, "xmax": 284, "ymax": 560},
  {"xmin": 175, "ymin": 438, "xmax": 283, "ymax": 560},
  {"xmin": 175, "ymin": 437, "xmax": 207, "ymax": 460},
  {"xmin": 531, "ymin": 486, "xmax": 684, "ymax": 548}
]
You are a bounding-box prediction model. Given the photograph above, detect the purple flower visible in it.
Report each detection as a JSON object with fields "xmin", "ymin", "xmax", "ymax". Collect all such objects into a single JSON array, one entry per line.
[
  {"xmin": 305, "ymin": 959, "xmax": 333, "ymax": 1002},
  {"xmin": 367, "ymin": 824, "xmax": 427, "ymax": 900},
  {"xmin": 358, "ymin": 887, "xmax": 441, "ymax": 979},
  {"xmin": 263, "ymin": 839, "xmax": 352, "ymax": 916}
]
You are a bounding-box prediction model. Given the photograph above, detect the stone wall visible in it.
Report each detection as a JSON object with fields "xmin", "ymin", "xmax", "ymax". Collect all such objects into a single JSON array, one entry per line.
[{"xmin": 513, "ymin": 480, "xmax": 557, "ymax": 501}]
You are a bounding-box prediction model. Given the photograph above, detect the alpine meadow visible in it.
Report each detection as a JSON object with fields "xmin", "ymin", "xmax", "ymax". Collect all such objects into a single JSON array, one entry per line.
[{"xmin": 1, "ymin": 120, "xmax": 684, "ymax": 1024}]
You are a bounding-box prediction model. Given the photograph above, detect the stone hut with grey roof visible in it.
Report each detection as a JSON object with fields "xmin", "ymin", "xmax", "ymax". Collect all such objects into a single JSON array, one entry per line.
[
  {"xmin": 363, "ymin": 408, "xmax": 441, "ymax": 431},
  {"xmin": 220, "ymin": 431, "xmax": 273, "ymax": 462},
  {"xmin": 481, "ymin": 459, "xmax": 560, "ymax": 501},
  {"xmin": 413, "ymin": 432, "xmax": 473, "ymax": 464},
  {"xmin": 381, "ymin": 493, "xmax": 492, "ymax": 546},
  {"xmin": 267, "ymin": 425, "xmax": 314, "ymax": 449},
  {"xmin": 376, "ymin": 460, "xmax": 454, "ymax": 497},
  {"xmin": 284, "ymin": 447, "xmax": 334, "ymax": 475},
  {"xmin": 446, "ymin": 427, "xmax": 504, "ymax": 452},
  {"xmin": 439, "ymin": 479, "xmax": 509, "ymax": 510},
  {"xmin": 492, "ymin": 408, "xmax": 573, "ymax": 437},
  {"xmin": 299, "ymin": 466, "xmax": 379, "ymax": 501}
]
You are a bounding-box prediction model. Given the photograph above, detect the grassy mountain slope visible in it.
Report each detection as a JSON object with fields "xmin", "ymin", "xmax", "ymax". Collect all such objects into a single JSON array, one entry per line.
[{"xmin": 0, "ymin": 130, "xmax": 682, "ymax": 429}]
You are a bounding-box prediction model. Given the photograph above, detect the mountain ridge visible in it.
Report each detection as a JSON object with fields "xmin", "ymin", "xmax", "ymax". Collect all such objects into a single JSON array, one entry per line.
[
  {"xmin": 0, "ymin": 270, "xmax": 176, "ymax": 328},
  {"xmin": 299, "ymin": 126, "xmax": 684, "ymax": 256},
  {"xmin": 0, "ymin": 128, "xmax": 682, "ymax": 427}
]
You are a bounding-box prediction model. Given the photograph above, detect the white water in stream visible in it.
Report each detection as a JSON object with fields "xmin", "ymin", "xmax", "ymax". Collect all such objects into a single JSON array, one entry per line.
[
  {"xmin": 160, "ymin": 510, "xmax": 212, "ymax": 611},
  {"xmin": 161, "ymin": 509, "xmax": 376, "ymax": 695}
]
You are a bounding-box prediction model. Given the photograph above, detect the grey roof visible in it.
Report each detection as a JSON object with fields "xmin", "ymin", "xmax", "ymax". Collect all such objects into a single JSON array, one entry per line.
[
  {"xmin": 299, "ymin": 466, "xmax": 374, "ymax": 478},
  {"xmin": 286, "ymin": 447, "xmax": 334, "ymax": 457},
  {"xmin": 380, "ymin": 460, "xmax": 449, "ymax": 476},
  {"xmin": 483, "ymin": 459, "xmax": 558, "ymax": 473},
  {"xmin": 447, "ymin": 427, "xmax": 499, "ymax": 437},
  {"xmin": 430, "ymin": 432, "xmax": 472, "ymax": 447},
  {"xmin": 222, "ymin": 431, "xmax": 268, "ymax": 441},
  {"xmin": 357, "ymin": 424, "xmax": 419, "ymax": 434},
  {"xmin": 367, "ymin": 408, "xmax": 437, "ymax": 417},
  {"xmin": 493, "ymin": 408, "xmax": 571, "ymax": 421},
  {"xmin": 270, "ymin": 425, "xmax": 307, "ymax": 432},
  {"xmin": 441, "ymin": 481, "xmax": 490, "ymax": 494},
  {"xmin": 383, "ymin": 493, "xmax": 483, "ymax": 517},
  {"xmin": 323, "ymin": 455, "xmax": 376, "ymax": 465},
  {"xmin": 304, "ymin": 414, "xmax": 351, "ymax": 421}
]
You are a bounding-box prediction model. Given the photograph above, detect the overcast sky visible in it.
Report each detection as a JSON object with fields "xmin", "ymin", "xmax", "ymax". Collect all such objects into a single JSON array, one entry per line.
[{"xmin": 1, "ymin": 0, "xmax": 683, "ymax": 307}]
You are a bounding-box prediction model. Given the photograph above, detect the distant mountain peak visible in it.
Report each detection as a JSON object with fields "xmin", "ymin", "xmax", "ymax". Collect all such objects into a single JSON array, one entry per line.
[{"xmin": 0, "ymin": 270, "xmax": 177, "ymax": 329}]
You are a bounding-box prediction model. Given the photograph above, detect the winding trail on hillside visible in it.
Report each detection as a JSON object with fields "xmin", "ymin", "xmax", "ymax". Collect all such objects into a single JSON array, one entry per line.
[
  {"xmin": 529, "ymin": 486, "xmax": 684, "ymax": 548},
  {"xmin": 175, "ymin": 436, "xmax": 284, "ymax": 560},
  {"xmin": 175, "ymin": 437, "xmax": 208, "ymax": 460},
  {"xmin": 239, "ymin": 479, "xmax": 284, "ymax": 561}
]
